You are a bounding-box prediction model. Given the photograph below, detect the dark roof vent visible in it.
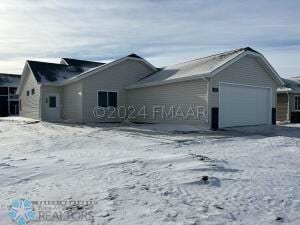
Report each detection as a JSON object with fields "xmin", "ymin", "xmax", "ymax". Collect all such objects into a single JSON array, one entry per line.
[
  {"xmin": 127, "ymin": 54, "xmax": 142, "ymax": 59},
  {"xmin": 243, "ymin": 47, "xmax": 260, "ymax": 54}
]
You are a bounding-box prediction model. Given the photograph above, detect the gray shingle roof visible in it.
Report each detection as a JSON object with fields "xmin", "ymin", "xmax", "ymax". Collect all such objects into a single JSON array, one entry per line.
[
  {"xmin": 27, "ymin": 60, "xmax": 96, "ymax": 84},
  {"xmin": 61, "ymin": 58, "xmax": 105, "ymax": 68},
  {"xmin": 129, "ymin": 47, "xmax": 258, "ymax": 88},
  {"xmin": 0, "ymin": 73, "xmax": 21, "ymax": 87},
  {"xmin": 278, "ymin": 77, "xmax": 300, "ymax": 92}
]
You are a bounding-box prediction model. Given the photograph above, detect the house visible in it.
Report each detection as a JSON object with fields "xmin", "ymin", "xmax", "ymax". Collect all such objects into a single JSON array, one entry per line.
[
  {"xmin": 17, "ymin": 47, "xmax": 284, "ymax": 129},
  {"xmin": 277, "ymin": 77, "xmax": 300, "ymax": 123},
  {"xmin": 0, "ymin": 73, "xmax": 21, "ymax": 116},
  {"xmin": 17, "ymin": 55, "xmax": 157, "ymax": 122}
]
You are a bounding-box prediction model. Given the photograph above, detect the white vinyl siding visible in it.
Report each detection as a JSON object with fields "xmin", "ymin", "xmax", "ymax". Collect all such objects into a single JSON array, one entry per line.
[
  {"xmin": 127, "ymin": 79, "xmax": 209, "ymax": 125},
  {"xmin": 19, "ymin": 69, "xmax": 41, "ymax": 120},
  {"xmin": 210, "ymin": 55, "xmax": 278, "ymax": 108},
  {"xmin": 63, "ymin": 81, "xmax": 83, "ymax": 122},
  {"xmin": 81, "ymin": 59, "xmax": 154, "ymax": 123},
  {"xmin": 41, "ymin": 85, "xmax": 63, "ymax": 120}
]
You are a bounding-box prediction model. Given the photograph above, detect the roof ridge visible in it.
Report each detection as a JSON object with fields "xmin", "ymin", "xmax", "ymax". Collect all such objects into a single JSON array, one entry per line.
[
  {"xmin": 169, "ymin": 47, "xmax": 255, "ymax": 67},
  {"xmin": 62, "ymin": 57, "xmax": 103, "ymax": 63},
  {"xmin": 27, "ymin": 60, "xmax": 64, "ymax": 66}
]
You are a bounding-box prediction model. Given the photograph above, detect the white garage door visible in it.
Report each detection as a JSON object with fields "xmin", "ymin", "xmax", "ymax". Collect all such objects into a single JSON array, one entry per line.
[{"xmin": 219, "ymin": 82, "xmax": 271, "ymax": 128}]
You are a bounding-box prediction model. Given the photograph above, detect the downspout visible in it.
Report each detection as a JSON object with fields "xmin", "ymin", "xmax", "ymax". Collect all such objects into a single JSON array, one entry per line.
[
  {"xmin": 204, "ymin": 77, "xmax": 210, "ymax": 127},
  {"xmin": 39, "ymin": 84, "xmax": 43, "ymax": 120}
]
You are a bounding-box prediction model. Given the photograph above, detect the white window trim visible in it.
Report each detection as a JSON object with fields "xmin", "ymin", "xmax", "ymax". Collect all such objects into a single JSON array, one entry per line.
[
  {"xmin": 97, "ymin": 90, "xmax": 118, "ymax": 108},
  {"xmin": 295, "ymin": 95, "xmax": 300, "ymax": 111}
]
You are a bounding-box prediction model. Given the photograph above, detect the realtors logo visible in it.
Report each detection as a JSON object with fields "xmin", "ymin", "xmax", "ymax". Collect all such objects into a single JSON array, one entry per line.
[
  {"xmin": 8, "ymin": 199, "xmax": 35, "ymax": 225},
  {"xmin": 8, "ymin": 199, "xmax": 96, "ymax": 223}
]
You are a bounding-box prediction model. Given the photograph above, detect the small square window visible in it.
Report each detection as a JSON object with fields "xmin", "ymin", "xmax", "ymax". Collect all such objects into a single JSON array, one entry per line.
[
  {"xmin": 26, "ymin": 90, "xmax": 30, "ymax": 96},
  {"xmin": 31, "ymin": 89, "xmax": 35, "ymax": 95}
]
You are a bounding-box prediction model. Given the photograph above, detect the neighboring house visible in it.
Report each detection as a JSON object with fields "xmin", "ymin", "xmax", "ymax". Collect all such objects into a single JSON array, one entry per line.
[
  {"xmin": 0, "ymin": 73, "xmax": 21, "ymax": 116},
  {"xmin": 277, "ymin": 77, "xmax": 300, "ymax": 123},
  {"xmin": 17, "ymin": 48, "xmax": 284, "ymax": 129}
]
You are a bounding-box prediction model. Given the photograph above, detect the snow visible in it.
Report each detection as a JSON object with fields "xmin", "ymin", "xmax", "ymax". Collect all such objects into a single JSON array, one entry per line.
[
  {"xmin": 0, "ymin": 116, "xmax": 38, "ymax": 124},
  {"xmin": 128, "ymin": 48, "xmax": 245, "ymax": 88},
  {"xmin": 0, "ymin": 121, "xmax": 300, "ymax": 225}
]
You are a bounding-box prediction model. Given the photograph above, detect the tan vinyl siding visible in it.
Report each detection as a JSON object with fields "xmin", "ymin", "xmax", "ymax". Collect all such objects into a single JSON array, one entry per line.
[
  {"xmin": 82, "ymin": 59, "xmax": 154, "ymax": 122},
  {"xmin": 210, "ymin": 55, "xmax": 278, "ymax": 108},
  {"xmin": 277, "ymin": 93, "xmax": 289, "ymax": 121},
  {"xmin": 20, "ymin": 71, "xmax": 41, "ymax": 120},
  {"xmin": 63, "ymin": 81, "xmax": 83, "ymax": 122},
  {"xmin": 41, "ymin": 85, "xmax": 63, "ymax": 120},
  {"xmin": 127, "ymin": 79, "xmax": 209, "ymax": 125}
]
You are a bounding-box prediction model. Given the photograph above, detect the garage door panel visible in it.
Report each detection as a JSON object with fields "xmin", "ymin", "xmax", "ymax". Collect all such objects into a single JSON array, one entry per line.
[{"xmin": 219, "ymin": 83, "xmax": 271, "ymax": 128}]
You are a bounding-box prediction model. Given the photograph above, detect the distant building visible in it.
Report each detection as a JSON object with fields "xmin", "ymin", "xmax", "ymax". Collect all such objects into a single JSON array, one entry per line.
[
  {"xmin": 0, "ymin": 73, "xmax": 21, "ymax": 116},
  {"xmin": 277, "ymin": 77, "xmax": 300, "ymax": 123}
]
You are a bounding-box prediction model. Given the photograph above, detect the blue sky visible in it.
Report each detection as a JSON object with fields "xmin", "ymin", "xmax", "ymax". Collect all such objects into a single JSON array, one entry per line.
[{"xmin": 0, "ymin": 0, "xmax": 299, "ymax": 77}]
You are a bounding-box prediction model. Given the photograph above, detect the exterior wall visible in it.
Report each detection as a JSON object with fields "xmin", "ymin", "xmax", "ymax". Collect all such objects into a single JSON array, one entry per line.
[
  {"xmin": 209, "ymin": 55, "xmax": 278, "ymax": 127},
  {"xmin": 127, "ymin": 79, "xmax": 209, "ymax": 125},
  {"xmin": 277, "ymin": 93, "xmax": 289, "ymax": 121},
  {"xmin": 82, "ymin": 59, "xmax": 154, "ymax": 122},
  {"xmin": 41, "ymin": 85, "xmax": 64, "ymax": 120},
  {"xmin": 62, "ymin": 81, "xmax": 83, "ymax": 122},
  {"xmin": 19, "ymin": 70, "xmax": 41, "ymax": 120}
]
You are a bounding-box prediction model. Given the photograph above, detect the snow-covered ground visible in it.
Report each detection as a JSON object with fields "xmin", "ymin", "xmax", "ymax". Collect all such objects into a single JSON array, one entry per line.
[{"xmin": 0, "ymin": 120, "xmax": 299, "ymax": 225}]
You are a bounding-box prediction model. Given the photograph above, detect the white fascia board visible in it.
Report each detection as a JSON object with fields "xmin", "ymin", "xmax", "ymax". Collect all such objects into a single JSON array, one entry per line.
[
  {"xmin": 16, "ymin": 62, "xmax": 35, "ymax": 95},
  {"xmin": 250, "ymin": 52, "xmax": 285, "ymax": 86}
]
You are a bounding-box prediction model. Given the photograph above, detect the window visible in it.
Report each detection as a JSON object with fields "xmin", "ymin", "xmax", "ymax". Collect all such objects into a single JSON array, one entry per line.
[
  {"xmin": 49, "ymin": 96, "xmax": 56, "ymax": 108},
  {"xmin": 98, "ymin": 91, "xmax": 107, "ymax": 107},
  {"xmin": 26, "ymin": 90, "xmax": 30, "ymax": 96},
  {"xmin": 9, "ymin": 87, "xmax": 18, "ymax": 99},
  {"xmin": 31, "ymin": 88, "xmax": 35, "ymax": 95},
  {"xmin": 295, "ymin": 96, "xmax": 300, "ymax": 111},
  {"xmin": 97, "ymin": 91, "xmax": 117, "ymax": 108},
  {"xmin": 108, "ymin": 92, "xmax": 117, "ymax": 107},
  {"xmin": 9, "ymin": 87, "xmax": 17, "ymax": 95}
]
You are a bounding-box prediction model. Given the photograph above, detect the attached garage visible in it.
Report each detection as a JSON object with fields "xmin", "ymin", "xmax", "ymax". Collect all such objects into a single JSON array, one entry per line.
[
  {"xmin": 219, "ymin": 82, "xmax": 271, "ymax": 128},
  {"xmin": 127, "ymin": 47, "xmax": 284, "ymax": 129}
]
